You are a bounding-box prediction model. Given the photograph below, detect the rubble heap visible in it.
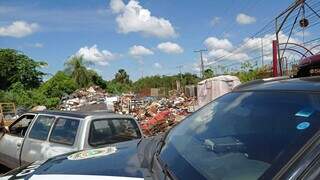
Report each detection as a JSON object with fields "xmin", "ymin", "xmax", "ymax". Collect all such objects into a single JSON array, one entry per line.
[
  {"xmin": 59, "ymin": 86, "xmax": 108, "ymax": 111},
  {"xmin": 58, "ymin": 86, "xmax": 197, "ymax": 136},
  {"xmin": 115, "ymin": 93, "xmax": 197, "ymax": 136}
]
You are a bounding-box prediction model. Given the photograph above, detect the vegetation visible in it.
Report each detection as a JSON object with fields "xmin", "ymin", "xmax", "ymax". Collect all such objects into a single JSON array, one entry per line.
[
  {"xmin": 39, "ymin": 71, "xmax": 77, "ymax": 98},
  {"xmin": 203, "ymin": 69, "xmax": 214, "ymax": 79},
  {"xmin": 0, "ymin": 49, "xmax": 47, "ymax": 90},
  {"xmin": 0, "ymin": 50, "xmax": 108, "ymax": 109},
  {"xmin": 64, "ymin": 56, "xmax": 91, "ymax": 88},
  {"xmin": 132, "ymin": 73, "xmax": 200, "ymax": 93},
  {"xmin": 233, "ymin": 62, "xmax": 272, "ymax": 82},
  {"xmin": 0, "ymin": 48, "xmax": 273, "ymax": 109}
]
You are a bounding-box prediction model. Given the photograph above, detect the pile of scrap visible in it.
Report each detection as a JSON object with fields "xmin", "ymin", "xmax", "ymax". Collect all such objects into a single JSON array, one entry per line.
[
  {"xmin": 59, "ymin": 86, "xmax": 108, "ymax": 111},
  {"xmin": 115, "ymin": 93, "xmax": 196, "ymax": 136}
]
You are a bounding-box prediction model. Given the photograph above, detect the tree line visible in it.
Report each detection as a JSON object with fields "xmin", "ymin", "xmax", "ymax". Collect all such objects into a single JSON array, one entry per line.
[{"xmin": 0, "ymin": 48, "xmax": 271, "ymax": 109}]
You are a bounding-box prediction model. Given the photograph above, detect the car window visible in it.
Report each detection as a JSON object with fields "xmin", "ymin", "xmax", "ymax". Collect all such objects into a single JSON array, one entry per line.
[
  {"xmin": 160, "ymin": 92, "xmax": 320, "ymax": 180},
  {"xmin": 89, "ymin": 119, "xmax": 141, "ymax": 147},
  {"xmin": 49, "ymin": 118, "xmax": 79, "ymax": 145},
  {"xmin": 29, "ymin": 115, "xmax": 55, "ymax": 141},
  {"xmin": 9, "ymin": 114, "xmax": 35, "ymax": 137}
]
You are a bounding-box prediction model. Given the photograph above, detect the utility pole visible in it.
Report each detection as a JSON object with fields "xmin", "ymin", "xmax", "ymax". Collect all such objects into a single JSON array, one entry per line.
[
  {"xmin": 194, "ymin": 49, "xmax": 208, "ymax": 78},
  {"xmin": 260, "ymin": 38, "xmax": 264, "ymax": 66},
  {"xmin": 176, "ymin": 65, "xmax": 183, "ymax": 80}
]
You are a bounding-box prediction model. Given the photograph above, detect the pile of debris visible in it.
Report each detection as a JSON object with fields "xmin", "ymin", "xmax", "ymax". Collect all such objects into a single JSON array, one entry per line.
[
  {"xmin": 59, "ymin": 86, "xmax": 108, "ymax": 111},
  {"xmin": 115, "ymin": 93, "xmax": 197, "ymax": 136}
]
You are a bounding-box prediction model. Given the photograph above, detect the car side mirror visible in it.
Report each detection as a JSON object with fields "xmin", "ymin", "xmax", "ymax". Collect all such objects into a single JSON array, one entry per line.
[{"xmin": 137, "ymin": 136, "xmax": 162, "ymax": 169}]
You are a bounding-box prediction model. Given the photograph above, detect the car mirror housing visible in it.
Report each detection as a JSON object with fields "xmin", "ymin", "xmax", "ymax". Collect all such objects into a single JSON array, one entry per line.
[{"xmin": 137, "ymin": 136, "xmax": 162, "ymax": 169}]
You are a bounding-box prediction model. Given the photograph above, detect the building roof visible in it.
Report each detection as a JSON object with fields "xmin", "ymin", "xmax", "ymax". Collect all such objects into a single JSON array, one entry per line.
[{"xmin": 234, "ymin": 76, "xmax": 320, "ymax": 92}]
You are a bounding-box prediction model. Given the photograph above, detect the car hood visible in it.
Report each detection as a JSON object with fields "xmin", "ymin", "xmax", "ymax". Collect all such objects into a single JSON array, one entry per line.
[{"xmin": 3, "ymin": 139, "xmax": 147, "ymax": 180}]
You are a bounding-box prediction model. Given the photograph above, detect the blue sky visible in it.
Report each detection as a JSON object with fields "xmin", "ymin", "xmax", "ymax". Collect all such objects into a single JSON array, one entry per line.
[{"xmin": 0, "ymin": 0, "xmax": 314, "ymax": 80}]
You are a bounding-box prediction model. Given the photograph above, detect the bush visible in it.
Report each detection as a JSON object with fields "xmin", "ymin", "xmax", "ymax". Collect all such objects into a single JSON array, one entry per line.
[{"xmin": 39, "ymin": 71, "xmax": 76, "ymax": 98}]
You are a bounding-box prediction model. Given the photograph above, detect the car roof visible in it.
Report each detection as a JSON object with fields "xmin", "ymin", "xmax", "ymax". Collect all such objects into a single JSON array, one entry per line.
[
  {"xmin": 299, "ymin": 54, "xmax": 320, "ymax": 68},
  {"xmin": 30, "ymin": 110, "xmax": 134, "ymax": 120},
  {"xmin": 234, "ymin": 76, "xmax": 320, "ymax": 92}
]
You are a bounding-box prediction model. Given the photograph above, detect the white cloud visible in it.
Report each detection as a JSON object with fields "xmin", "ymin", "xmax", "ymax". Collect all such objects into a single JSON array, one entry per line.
[
  {"xmin": 236, "ymin": 13, "xmax": 256, "ymax": 25},
  {"xmin": 240, "ymin": 31, "xmax": 300, "ymax": 54},
  {"xmin": 157, "ymin": 42, "xmax": 183, "ymax": 54},
  {"xmin": 210, "ymin": 17, "xmax": 221, "ymax": 26},
  {"xmin": 153, "ymin": 62, "xmax": 162, "ymax": 69},
  {"xmin": 208, "ymin": 49, "xmax": 249, "ymax": 61},
  {"xmin": 110, "ymin": 0, "xmax": 176, "ymax": 38},
  {"xmin": 34, "ymin": 43, "xmax": 43, "ymax": 48},
  {"xmin": 204, "ymin": 37, "xmax": 233, "ymax": 50},
  {"xmin": 129, "ymin": 45, "xmax": 154, "ymax": 57},
  {"xmin": 110, "ymin": 0, "xmax": 125, "ymax": 14},
  {"xmin": 25, "ymin": 42, "xmax": 44, "ymax": 48},
  {"xmin": 0, "ymin": 21, "xmax": 39, "ymax": 38},
  {"xmin": 87, "ymin": 67, "xmax": 102, "ymax": 74},
  {"xmin": 200, "ymin": 32, "xmax": 303, "ymax": 70},
  {"xmin": 75, "ymin": 45, "xmax": 118, "ymax": 66}
]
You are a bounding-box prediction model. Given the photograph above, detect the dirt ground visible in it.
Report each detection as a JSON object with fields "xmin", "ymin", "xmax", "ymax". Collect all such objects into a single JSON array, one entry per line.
[{"xmin": 0, "ymin": 164, "xmax": 11, "ymax": 175}]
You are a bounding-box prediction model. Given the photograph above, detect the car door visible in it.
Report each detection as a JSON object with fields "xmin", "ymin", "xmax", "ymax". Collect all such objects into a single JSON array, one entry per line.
[
  {"xmin": 20, "ymin": 115, "xmax": 55, "ymax": 166},
  {"xmin": 0, "ymin": 114, "xmax": 36, "ymax": 169},
  {"xmin": 45, "ymin": 117, "xmax": 80, "ymax": 159}
]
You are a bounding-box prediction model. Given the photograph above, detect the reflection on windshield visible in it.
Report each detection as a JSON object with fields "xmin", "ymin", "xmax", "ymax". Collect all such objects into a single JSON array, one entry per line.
[{"xmin": 160, "ymin": 92, "xmax": 320, "ymax": 180}]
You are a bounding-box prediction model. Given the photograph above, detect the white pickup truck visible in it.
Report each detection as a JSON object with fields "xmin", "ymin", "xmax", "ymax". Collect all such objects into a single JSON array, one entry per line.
[{"xmin": 0, "ymin": 111, "xmax": 142, "ymax": 169}]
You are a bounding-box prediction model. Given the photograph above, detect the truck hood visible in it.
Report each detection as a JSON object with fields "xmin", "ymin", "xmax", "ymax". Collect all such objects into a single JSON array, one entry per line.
[{"xmin": 2, "ymin": 139, "xmax": 146, "ymax": 180}]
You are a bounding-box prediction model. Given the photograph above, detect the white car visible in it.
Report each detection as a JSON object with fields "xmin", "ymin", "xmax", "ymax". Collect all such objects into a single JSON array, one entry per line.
[{"xmin": 0, "ymin": 111, "xmax": 142, "ymax": 169}]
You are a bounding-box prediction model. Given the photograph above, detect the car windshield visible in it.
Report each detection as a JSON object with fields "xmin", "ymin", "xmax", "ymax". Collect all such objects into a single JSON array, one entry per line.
[{"xmin": 159, "ymin": 91, "xmax": 320, "ymax": 180}]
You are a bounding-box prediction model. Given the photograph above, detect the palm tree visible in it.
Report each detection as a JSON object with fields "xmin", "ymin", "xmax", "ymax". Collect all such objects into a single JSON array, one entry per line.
[
  {"xmin": 64, "ymin": 56, "xmax": 91, "ymax": 88},
  {"xmin": 114, "ymin": 69, "xmax": 130, "ymax": 84}
]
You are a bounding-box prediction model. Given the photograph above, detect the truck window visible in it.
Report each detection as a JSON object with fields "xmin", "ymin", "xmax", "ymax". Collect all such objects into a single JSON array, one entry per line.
[
  {"xmin": 9, "ymin": 114, "xmax": 35, "ymax": 137},
  {"xmin": 28, "ymin": 115, "xmax": 55, "ymax": 141},
  {"xmin": 49, "ymin": 118, "xmax": 79, "ymax": 145},
  {"xmin": 89, "ymin": 119, "xmax": 141, "ymax": 147}
]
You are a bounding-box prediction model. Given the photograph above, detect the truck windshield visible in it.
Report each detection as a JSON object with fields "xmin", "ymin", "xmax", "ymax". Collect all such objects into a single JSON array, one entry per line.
[
  {"xmin": 89, "ymin": 118, "xmax": 141, "ymax": 147},
  {"xmin": 159, "ymin": 91, "xmax": 320, "ymax": 180}
]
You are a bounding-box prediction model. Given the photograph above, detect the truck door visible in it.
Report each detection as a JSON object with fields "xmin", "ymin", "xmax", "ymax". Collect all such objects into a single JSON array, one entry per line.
[
  {"xmin": 0, "ymin": 114, "xmax": 35, "ymax": 169},
  {"xmin": 45, "ymin": 117, "xmax": 80, "ymax": 159},
  {"xmin": 20, "ymin": 115, "xmax": 55, "ymax": 166}
]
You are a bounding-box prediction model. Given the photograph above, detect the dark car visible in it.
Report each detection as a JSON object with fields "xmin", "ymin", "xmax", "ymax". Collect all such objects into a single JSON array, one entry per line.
[
  {"xmin": 297, "ymin": 54, "xmax": 320, "ymax": 77},
  {"xmin": 2, "ymin": 77, "xmax": 320, "ymax": 180}
]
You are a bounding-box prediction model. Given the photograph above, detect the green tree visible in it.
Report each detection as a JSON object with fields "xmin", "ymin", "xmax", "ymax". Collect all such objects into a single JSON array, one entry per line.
[
  {"xmin": 203, "ymin": 69, "xmax": 214, "ymax": 79},
  {"xmin": 87, "ymin": 70, "xmax": 107, "ymax": 89},
  {"xmin": 131, "ymin": 73, "xmax": 200, "ymax": 93},
  {"xmin": 0, "ymin": 48, "xmax": 46, "ymax": 90},
  {"xmin": 1, "ymin": 82, "xmax": 60, "ymax": 109},
  {"xmin": 234, "ymin": 62, "xmax": 272, "ymax": 82},
  {"xmin": 114, "ymin": 69, "xmax": 130, "ymax": 84},
  {"xmin": 39, "ymin": 71, "xmax": 77, "ymax": 98},
  {"xmin": 64, "ymin": 56, "xmax": 91, "ymax": 88},
  {"xmin": 106, "ymin": 81, "xmax": 131, "ymax": 94}
]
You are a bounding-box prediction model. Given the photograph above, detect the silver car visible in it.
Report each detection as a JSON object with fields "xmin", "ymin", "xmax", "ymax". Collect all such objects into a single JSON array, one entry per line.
[{"xmin": 0, "ymin": 111, "xmax": 142, "ymax": 169}]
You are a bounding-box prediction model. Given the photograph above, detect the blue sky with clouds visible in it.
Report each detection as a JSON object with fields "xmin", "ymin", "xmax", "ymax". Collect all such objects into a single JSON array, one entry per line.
[{"xmin": 1, "ymin": 0, "xmax": 316, "ymax": 80}]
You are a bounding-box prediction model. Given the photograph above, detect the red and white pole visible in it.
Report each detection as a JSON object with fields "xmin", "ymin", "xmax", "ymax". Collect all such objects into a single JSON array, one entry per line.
[{"xmin": 272, "ymin": 40, "xmax": 279, "ymax": 77}]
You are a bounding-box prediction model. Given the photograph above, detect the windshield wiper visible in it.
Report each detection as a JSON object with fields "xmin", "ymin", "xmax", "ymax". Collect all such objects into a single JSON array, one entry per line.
[
  {"xmin": 156, "ymin": 155, "xmax": 176, "ymax": 180},
  {"xmin": 155, "ymin": 130, "xmax": 171, "ymax": 155}
]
